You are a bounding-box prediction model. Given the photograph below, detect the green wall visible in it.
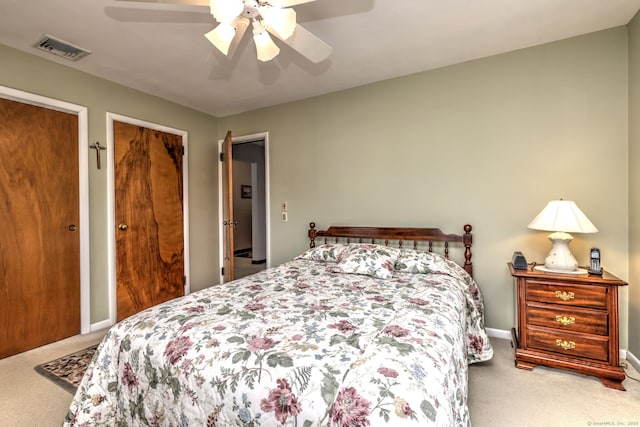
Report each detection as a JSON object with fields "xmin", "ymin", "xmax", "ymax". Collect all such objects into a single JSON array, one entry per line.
[
  {"xmin": 0, "ymin": 43, "xmax": 220, "ymax": 324},
  {"xmin": 222, "ymin": 28, "xmax": 631, "ymax": 347},
  {"xmin": 628, "ymin": 11, "xmax": 640, "ymax": 359},
  {"xmin": 2, "ymin": 24, "xmax": 637, "ymax": 355}
]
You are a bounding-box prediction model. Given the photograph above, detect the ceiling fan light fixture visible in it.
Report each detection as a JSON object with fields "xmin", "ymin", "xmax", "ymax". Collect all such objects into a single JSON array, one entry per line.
[
  {"xmin": 210, "ymin": 0, "xmax": 244, "ymax": 23},
  {"xmin": 261, "ymin": 6, "xmax": 296, "ymax": 40},
  {"xmin": 205, "ymin": 22, "xmax": 236, "ymax": 55},
  {"xmin": 253, "ymin": 24, "xmax": 280, "ymax": 61},
  {"xmin": 197, "ymin": 0, "xmax": 330, "ymax": 63}
]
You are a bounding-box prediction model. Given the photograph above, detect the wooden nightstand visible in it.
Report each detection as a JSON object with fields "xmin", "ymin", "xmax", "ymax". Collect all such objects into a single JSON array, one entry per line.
[{"xmin": 508, "ymin": 263, "xmax": 628, "ymax": 390}]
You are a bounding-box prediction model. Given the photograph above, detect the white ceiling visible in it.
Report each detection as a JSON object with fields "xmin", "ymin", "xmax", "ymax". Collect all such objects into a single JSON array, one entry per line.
[{"xmin": 1, "ymin": 0, "xmax": 639, "ymax": 117}]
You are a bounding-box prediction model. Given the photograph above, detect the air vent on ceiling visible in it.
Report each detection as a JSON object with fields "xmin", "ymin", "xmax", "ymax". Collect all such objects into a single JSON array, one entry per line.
[{"xmin": 33, "ymin": 34, "xmax": 91, "ymax": 61}]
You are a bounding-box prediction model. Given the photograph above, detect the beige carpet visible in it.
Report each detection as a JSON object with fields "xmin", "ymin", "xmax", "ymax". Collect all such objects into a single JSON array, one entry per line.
[
  {"xmin": 0, "ymin": 329, "xmax": 106, "ymax": 427},
  {"xmin": 0, "ymin": 334, "xmax": 638, "ymax": 426},
  {"xmin": 234, "ymin": 255, "xmax": 266, "ymax": 279},
  {"xmin": 469, "ymin": 338, "xmax": 640, "ymax": 426}
]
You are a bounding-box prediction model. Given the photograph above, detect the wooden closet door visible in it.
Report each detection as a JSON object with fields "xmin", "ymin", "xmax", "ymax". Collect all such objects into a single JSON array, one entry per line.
[
  {"xmin": 0, "ymin": 97, "xmax": 80, "ymax": 358},
  {"xmin": 114, "ymin": 121, "xmax": 184, "ymax": 320}
]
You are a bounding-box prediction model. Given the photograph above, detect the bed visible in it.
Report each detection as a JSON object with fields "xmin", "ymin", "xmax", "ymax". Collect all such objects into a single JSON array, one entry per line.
[{"xmin": 65, "ymin": 223, "xmax": 492, "ymax": 426}]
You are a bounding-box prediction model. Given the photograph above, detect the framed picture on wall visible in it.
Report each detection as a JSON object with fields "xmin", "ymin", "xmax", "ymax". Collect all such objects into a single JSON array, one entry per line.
[{"xmin": 241, "ymin": 185, "xmax": 252, "ymax": 199}]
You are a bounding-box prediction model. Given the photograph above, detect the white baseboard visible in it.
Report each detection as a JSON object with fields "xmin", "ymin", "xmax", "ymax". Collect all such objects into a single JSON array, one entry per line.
[
  {"xmin": 90, "ymin": 319, "xmax": 112, "ymax": 332},
  {"xmin": 486, "ymin": 327, "xmax": 513, "ymax": 340}
]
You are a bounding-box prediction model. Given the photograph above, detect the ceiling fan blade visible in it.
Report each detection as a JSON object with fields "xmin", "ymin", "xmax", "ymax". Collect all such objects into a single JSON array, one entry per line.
[
  {"xmin": 114, "ymin": 0, "xmax": 314, "ymax": 6},
  {"xmin": 280, "ymin": 0, "xmax": 317, "ymax": 6},
  {"xmin": 114, "ymin": 0, "xmax": 209, "ymax": 6},
  {"xmin": 226, "ymin": 16, "xmax": 250, "ymax": 59},
  {"xmin": 269, "ymin": 23, "xmax": 331, "ymax": 63}
]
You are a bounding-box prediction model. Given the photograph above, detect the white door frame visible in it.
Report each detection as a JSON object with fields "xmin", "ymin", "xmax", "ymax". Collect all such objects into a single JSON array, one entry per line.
[
  {"xmin": 106, "ymin": 113, "xmax": 190, "ymax": 326},
  {"xmin": 218, "ymin": 131, "xmax": 270, "ymax": 284},
  {"xmin": 0, "ymin": 85, "xmax": 90, "ymax": 334}
]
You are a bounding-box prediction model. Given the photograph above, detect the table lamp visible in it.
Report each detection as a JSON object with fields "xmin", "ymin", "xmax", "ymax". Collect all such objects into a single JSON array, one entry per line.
[{"xmin": 527, "ymin": 199, "xmax": 598, "ymax": 273}]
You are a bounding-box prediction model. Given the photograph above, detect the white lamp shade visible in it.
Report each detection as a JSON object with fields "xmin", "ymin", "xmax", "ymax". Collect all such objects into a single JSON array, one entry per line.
[
  {"xmin": 528, "ymin": 200, "xmax": 598, "ymax": 234},
  {"xmin": 253, "ymin": 30, "xmax": 280, "ymax": 61},
  {"xmin": 210, "ymin": 0, "xmax": 244, "ymax": 23},
  {"xmin": 528, "ymin": 199, "xmax": 597, "ymax": 272},
  {"xmin": 261, "ymin": 7, "xmax": 296, "ymax": 40},
  {"xmin": 204, "ymin": 23, "xmax": 236, "ymax": 55}
]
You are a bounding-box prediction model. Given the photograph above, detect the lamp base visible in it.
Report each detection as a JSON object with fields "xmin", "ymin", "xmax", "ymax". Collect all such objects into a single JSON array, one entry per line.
[{"xmin": 543, "ymin": 231, "xmax": 579, "ymax": 271}]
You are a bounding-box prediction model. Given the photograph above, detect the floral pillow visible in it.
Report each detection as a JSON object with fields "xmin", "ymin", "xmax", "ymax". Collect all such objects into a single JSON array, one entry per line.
[
  {"xmin": 330, "ymin": 244, "xmax": 401, "ymax": 279},
  {"xmin": 395, "ymin": 248, "xmax": 470, "ymax": 281},
  {"xmin": 395, "ymin": 248, "xmax": 448, "ymax": 274},
  {"xmin": 295, "ymin": 243, "xmax": 348, "ymax": 263}
]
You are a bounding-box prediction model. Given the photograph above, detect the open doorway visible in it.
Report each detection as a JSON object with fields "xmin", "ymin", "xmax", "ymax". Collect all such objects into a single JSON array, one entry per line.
[{"xmin": 218, "ymin": 132, "xmax": 270, "ymax": 282}]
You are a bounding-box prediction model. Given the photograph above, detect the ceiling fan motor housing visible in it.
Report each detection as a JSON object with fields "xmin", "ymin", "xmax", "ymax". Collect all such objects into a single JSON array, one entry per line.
[{"xmin": 242, "ymin": 0, "xmax": 261, "ymax": 20}]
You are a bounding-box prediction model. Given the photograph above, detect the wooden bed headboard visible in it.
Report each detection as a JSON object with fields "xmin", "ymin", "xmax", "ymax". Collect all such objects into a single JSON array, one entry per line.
[{"xmin": 308, "ymin": 222, "xmax": 474, "ymax": 277}]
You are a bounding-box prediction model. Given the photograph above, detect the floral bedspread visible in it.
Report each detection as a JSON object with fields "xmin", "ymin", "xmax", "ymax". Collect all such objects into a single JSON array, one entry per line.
[{"xmin": 65, "ymin": 248, "xmax": 492, "ymax": 427}]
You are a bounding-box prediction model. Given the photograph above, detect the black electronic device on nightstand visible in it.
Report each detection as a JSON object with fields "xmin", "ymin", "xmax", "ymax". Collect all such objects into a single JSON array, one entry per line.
[
  {"xmin": 511, "ymin": 251, "xmax": 528, "ymax": 270},
  {"xmin": 589, "ymin": 247, "xmax": 603, "ymax": 275}
]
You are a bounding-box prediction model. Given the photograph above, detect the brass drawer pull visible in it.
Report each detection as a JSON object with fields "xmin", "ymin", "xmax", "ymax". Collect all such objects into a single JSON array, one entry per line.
[
  {"xmin": 555, "ymin": 291, "xmax": 575, "ymax": 301},
  {"xmin": 556, "ymin": 315, "xmax": 576, "ymax": 326},
  {"xmin": 556, "ymin": 339, "xmax": 576, "ymax": 350}
]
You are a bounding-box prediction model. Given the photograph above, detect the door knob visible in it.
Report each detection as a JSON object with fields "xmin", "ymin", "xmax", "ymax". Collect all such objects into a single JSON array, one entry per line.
[
  {"xmin": 118, "ymin": 223, "xmax": 129, "ymax": 231},
  {"xmin": 68, "ymin": 224, "xmax": 77, "ymax": 231}
]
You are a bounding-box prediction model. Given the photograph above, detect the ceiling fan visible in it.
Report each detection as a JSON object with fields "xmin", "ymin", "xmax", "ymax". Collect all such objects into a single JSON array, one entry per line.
[{"xmin": 116, "ymin": 0, "xmax": 332, "ymax": 63}]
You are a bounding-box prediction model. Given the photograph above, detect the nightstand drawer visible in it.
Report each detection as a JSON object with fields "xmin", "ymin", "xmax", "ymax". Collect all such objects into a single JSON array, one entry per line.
[
  {"xmin": 526, "ymin": 302, "xmax": 609, "ymax": 335},
  {"xmin": 526, "ymin": 326, "xmax": 609, "ymax": 362},
  {"xmin": 525, "ymin": 280, "xmax": 607, "ymax": 309}
]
